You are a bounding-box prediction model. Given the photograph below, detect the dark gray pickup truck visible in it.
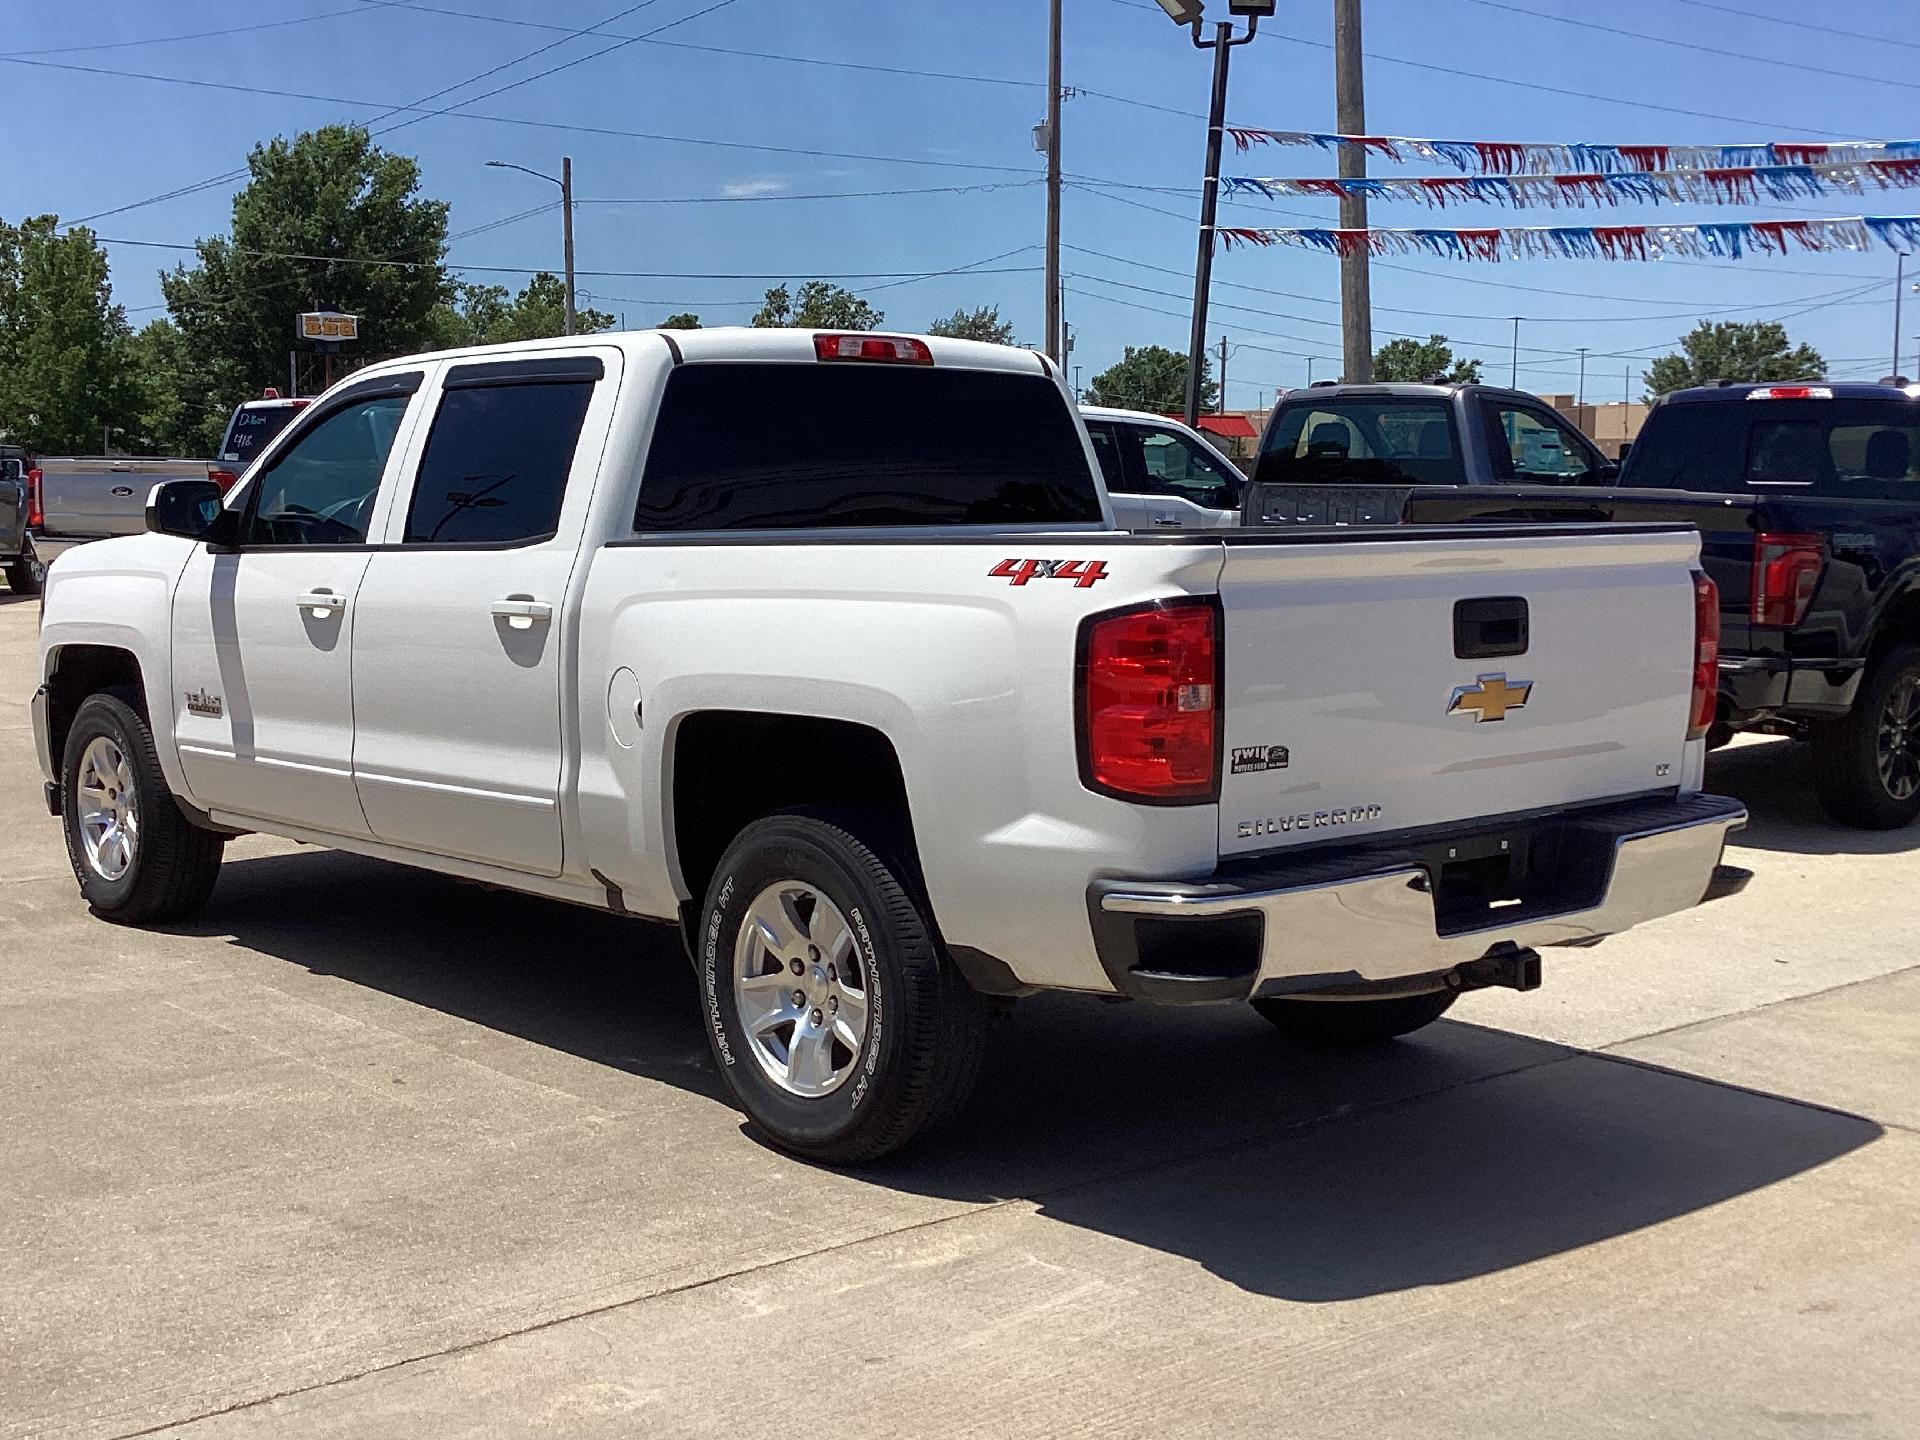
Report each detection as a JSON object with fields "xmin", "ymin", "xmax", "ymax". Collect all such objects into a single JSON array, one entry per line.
[{"xmin": 1241, "ymin": 381, "xmax": 1619, "ymax": 526}]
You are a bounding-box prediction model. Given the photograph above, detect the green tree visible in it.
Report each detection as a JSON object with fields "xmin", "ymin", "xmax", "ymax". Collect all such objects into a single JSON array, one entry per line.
[
  {"xmin": 658, "ymin": 312, "xmax": 701, "ymax": 329},
  {"xmin": 927, "ymin": 305, "xmax": 1014, "ymax": 344},
  {"xmin": 751, "ymin": 281, "xmax": 882, "ymax": 330},
  {"xmin": 1086, "ymin": 345, "xmax": 1217, "ymax": 413},
  {"xmin": 1646, "ymin": 320, "xmax": 1826, "ymax": 397},
  {"xmin": 430, "ymin": 273, "xmax": 611, "ymax": 348},
  {"xmin": 160, "ymin": 125, "xmax": 453, "ymax": 452},
  {"xmin": 0, "ymin": 216, "xmax": 136, "ymax": 453},
  {"xmin": 1373, "ymin": 333, "xmax": 1482, "ymax": 384}
]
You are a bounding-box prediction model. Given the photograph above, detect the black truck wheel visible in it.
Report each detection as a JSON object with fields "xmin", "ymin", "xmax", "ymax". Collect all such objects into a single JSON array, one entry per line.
[
  {"xmin": 1252, "ymin": 989, "xmax": 1457, "ymax": 1045},
  {"xmin": 60, "ymin": 689, "xmax": 225, "ymax": 923},
  {"xmin": 1811, "ymin": 644, "xmax": 1920, "ymax": 829},
  {"xmin": 5, "ymin": 545, "xmax": 45, "ymax": 596},
  {"xmin": 696, "ymin": 812, "xmax": 988, "ymax": 1163}
]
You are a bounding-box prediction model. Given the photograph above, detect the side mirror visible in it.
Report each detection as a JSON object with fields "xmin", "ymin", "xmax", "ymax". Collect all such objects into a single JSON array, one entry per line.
[{"xmin": 146, "ymin": 479, "xmax": 228, "ymax": 542}]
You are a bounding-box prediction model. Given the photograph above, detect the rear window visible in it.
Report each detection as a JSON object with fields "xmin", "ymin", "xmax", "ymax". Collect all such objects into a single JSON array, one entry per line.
[
  {"xmin": 220, "ymin": 402, "xmax": 306, "ymax": 466},
  {"xmin": 1253, "ymin": 400, "xmax": 1465, "ymax": 486},
  {"xmin": 1626, "ymin": 398, "xmax": 1920, "ymax": 500},
  {"xmin": 633, "ymin": 364, "xmax": 1101, "ymax": 531}
]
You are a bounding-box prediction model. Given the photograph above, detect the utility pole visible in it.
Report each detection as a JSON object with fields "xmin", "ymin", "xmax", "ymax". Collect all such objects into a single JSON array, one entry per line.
[
  {"xmin": 1217, "ymin": 334, "xmax": 1229, "ymax": 413},
  {"xmin": 1334, "ymin": 0, "xmax": 1373, "ymax": 384},
  {"xmin": 1509, "ymin": 316, "xmax": 1521, "ymax": 388},
  {"xmin": 1893, "ymin": 251, "xmax": 1907, "ymax": 379},
  {"xmin": 561, "ymin": 156, "xmax": 577, "ymax": 337},
  {"xmin": 1577, "ymin": 347, "xmax": 1588, "ymax": 407},
  {"xmin": 1044, "ymin": 0, "xmax": 1064, "ymax": 361}
]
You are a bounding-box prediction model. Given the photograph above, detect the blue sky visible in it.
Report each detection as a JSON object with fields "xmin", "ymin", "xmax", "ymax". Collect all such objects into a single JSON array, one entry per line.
[{"xmin": 3, "ymin": 0, "xmax": 1919, "ymax": 403}]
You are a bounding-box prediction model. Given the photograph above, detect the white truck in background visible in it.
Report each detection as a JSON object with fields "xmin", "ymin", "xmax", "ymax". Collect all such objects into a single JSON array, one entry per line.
[{"xmin": 32, "ymin": 328, "xmax": 1748, "ymax": 1161}]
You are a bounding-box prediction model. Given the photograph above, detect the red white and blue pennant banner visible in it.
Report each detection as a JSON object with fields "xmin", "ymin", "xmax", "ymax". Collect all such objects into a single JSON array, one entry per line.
[
  {"xmin": 1224, "ymin": 161, "xmax": 1920, "ymax": 209},
  {"xmin": 1226, "ymin": 129, "xmax": 1920, "ymax": 177},
  {"xmin": 1216, "ymin": 215, "xmax": 1920, "ymax": 263}
]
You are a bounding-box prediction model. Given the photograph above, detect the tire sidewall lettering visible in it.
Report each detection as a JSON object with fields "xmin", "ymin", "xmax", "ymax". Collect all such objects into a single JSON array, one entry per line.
[{"xmin": 703, "ymin": 873, "xmax": 736, "ymax": 1067}]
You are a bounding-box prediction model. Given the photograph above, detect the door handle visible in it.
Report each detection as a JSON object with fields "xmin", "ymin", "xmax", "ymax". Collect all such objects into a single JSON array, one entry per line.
[
  {"xmin": 1152, "ymin": 513, "xmax": 1182, "ymax": 527},
  {"xmin": 297, "ymin": 590, "xmax": 346, "ymax": 618},
  {"xmin": 491, "ymin": 597, "xmax": 553, "ymax": 630}
]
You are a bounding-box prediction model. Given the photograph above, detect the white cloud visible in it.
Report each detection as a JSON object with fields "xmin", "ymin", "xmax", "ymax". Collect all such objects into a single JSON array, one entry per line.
[{"xmin": 720, "ymin": 176, "xmax": 790, "ymax": 198}]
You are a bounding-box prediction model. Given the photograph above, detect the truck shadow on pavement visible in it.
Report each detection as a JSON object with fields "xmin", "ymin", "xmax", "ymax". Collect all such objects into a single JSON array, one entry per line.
[
  {"xmin": 1707, "ymin": 737, "xmax": 1920, "ymax": 856},
  {"xmin": 201, "ymin": 848, "xmax": 1883, "ymax": 1305}
]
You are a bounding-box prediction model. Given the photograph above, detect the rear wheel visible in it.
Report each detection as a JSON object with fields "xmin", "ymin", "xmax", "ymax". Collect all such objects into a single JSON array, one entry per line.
[
  {"xmin": 60, "ymin": 690, "xmax": 224, "ymax": 924},
  {"xmin": 5, "ymin": 543, "xmax": 44, "ymax": 596},
  {"xmin": 697, "ymin": 812, "xmax": 988, "ymax": 1163},
  {"xmin": 1810, "ymin": 644, "xmax": 1920, "ymax": 829},
  {"xmin": 1252, "ymin": 989, "xmax": 1457, "ymax": 1045}
]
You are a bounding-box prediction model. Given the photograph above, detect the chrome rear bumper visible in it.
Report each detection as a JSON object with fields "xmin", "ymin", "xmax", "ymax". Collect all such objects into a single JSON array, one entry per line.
[{"xmin": 1088, "ymin": 793, "xmax": 1748, "ymax": 1005}]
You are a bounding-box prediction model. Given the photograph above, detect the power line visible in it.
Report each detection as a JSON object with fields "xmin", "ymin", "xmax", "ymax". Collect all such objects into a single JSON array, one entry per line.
[
  {"xmin": 1463, "ymin": 0, "xmax": 1920, "ymax": 95},
  {"xmin": 577, "ymin": 180, "xmax": 1041, "ymax": 206},
  {"xmin": 91, "ymin": 234, "xmax": 1043, "ymax": 283},
  {"xmin": 0, "ymin": 5, "xmax": 380, "ymax": 58},
  {"xmin": 1666, "ymin": 0, "xmax": 1920, "ymax": 53}
]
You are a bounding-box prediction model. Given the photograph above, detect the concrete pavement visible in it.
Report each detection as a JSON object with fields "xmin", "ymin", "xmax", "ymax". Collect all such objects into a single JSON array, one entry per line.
[{"xmin": 1, "ymin": 592, "xmax": 1914, "ymax": 1439}]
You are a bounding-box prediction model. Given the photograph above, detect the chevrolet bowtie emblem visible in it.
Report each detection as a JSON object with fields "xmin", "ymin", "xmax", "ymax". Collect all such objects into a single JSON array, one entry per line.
[{"xmin": 1449, "ymin": 673, "xmax": 1533, "ymax": 723}]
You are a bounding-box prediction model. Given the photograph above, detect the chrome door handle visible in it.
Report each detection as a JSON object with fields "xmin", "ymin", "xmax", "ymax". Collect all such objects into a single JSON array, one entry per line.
[
  {"xmin": 297, "ymin": 590, "xmax": 346, "ymax": 618},
  {"xmin": 1152, "ymin": 513, "xmax": 1182, "ymax": 527},
  {"xmin": 491, "ymin": 598, "xmax": 553, "ymax": 629}
]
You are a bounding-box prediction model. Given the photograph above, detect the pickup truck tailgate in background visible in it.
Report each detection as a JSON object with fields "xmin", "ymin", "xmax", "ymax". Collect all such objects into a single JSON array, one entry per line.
[{"xmin": 1214, "ymin": 526, "xmax": 1701, "ymax": 858}]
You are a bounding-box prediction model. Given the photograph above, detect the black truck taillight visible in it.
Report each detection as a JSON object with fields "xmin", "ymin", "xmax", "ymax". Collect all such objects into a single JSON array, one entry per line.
[
  {"xmin": 1751, "ymin": 532, "xmax": 1825, "ymax": 627},
  {"xmin": 1077, "ymin": 598, "xmax": 1221, "ymax": 804}
]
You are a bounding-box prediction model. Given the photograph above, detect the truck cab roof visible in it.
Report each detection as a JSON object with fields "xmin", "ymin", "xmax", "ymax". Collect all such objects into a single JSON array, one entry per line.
[
  {"xmin": 1657, "ymin": 381, "xmax": 1920, "ymax": 405},
  {"xmin": 1279, "ymin": 381, "xmax": 1551, "ymax": 407}
]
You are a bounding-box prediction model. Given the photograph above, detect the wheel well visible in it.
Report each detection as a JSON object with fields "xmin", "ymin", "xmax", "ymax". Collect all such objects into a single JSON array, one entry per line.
[
  {"xmin": 46, "ymin": 645, "xmax": 145, "ymax": 765},
  {"xmin": 670, "ymin": 712, "xmax": 922, "ymax": 910},
  {"xmin": 1872, "ymin": 592, "xmax": 1920, "ymax": 658}
]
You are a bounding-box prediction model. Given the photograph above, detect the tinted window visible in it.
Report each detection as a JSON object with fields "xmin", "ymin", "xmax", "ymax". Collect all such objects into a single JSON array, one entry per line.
[
  {"xmin": 634, "ymin": 364, "xmax": 1100, "ymax": 530},
  {"xmin": 1254, "ymin": 401, "xmax": 1465, "ymax": 486},
  {"xmin": 405, "ymin": 382, "xmax": 594, "ymax": 545},
  {"xmin": 240, "ymin": 395, "xmax": 409, "ymax": 546},
  {"xmin": 1626, "ymin": 399, "xmax": 1920, "ymax": 499},
  {"xmin": 219, "ymin": 402, "xmax": 306, "ymax": 466},
  {"xmin": 1085, "ymin": 422, "xmax": 1126, "ymax": 491},
  {"xmin": 1130, "ymin": 425, "xmax": 1243, "ymax": 509},
  {"xmin": 1481, "ymin": 400, "xmax": 1597, "ymax": 483}
]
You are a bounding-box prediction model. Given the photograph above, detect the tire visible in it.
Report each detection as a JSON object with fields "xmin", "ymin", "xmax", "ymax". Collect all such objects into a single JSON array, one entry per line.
[
  {"xmin": 60, "ymin": 688, "xmax": 224, "ymax": 924},
  {"xmin": 6, "ymin": 544, "xmax": 44, "ymax": 596},
  {"xmin": 1810, "ymin": 644, "xmax": 1920, "ymax": 830},
  {"xmin": 1251, "ymin": 988, "xmax": 1458, "ymax": 1046},
  {"xmin": 697, "ymin": 811, "xmax": 988, "ymax": 1163}
]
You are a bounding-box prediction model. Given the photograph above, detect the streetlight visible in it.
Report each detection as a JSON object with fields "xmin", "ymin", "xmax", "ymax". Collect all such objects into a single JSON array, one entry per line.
[
  {"xmin": 485, "ymin": 157, "xmax": 576, "ymax": 336},
  {"xmin": 1154, "ymin": 0, "xmax": 1275, "ymax": 428}
]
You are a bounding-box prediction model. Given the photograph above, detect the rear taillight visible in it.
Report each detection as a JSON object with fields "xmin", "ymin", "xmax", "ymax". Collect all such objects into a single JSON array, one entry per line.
[
  {"xmin": 1752, "ymin": 532, "xmax": 1825, "ymax": 627},
  {"xmin": 208, "ymin": 468, "xmax": 240, "ymax": 493},
  {"xmin": 1078, "ymin": 599, "xmax": 1220, "ymax": 803},
  {"xmin": 24, "ymin": 467, "xmax": 42, "ymax": 528},
  {"xmin": 812, "ymin": 333, "xmax": 934, "ymax": 365},
  {"xmin": 1689, "ymin": 570, "xmax": 1720, "ymax": 741}
]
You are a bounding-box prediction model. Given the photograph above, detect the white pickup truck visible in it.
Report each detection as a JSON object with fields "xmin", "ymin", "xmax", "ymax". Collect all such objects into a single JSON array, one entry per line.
[{"xmin": 32, "ymin": 328, "xmax": 1749, "ymax": 1161}]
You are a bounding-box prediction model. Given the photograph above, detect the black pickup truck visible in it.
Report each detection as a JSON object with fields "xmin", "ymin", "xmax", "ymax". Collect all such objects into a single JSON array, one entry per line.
[{"xmin": 1396, "ymin": 381, "xmax": 1920, "ymax": 829}]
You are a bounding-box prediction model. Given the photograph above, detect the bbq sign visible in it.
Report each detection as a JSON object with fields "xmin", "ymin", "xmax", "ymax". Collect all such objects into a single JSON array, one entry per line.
[
  {"xmin": 989, "ymin": 558, "xmax": 1109, "ymax": 588},
  {"xmin": 296, "ymin": 310, "xmax": 359, "ymax": 342}
]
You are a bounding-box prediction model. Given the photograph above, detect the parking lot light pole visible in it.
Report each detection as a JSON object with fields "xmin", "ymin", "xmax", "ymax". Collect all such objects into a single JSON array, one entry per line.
[
  {"xmin": 1155, "ymin": 1, "xmax": 1272, "ymax": 428},
  {"xmin": 486, "ymin": 158, "xmax": 576, "ymax": 336}
]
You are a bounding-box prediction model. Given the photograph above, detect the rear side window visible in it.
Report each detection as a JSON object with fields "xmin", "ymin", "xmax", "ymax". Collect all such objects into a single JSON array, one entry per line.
[
  {"xmin": 404, "ymin": 381, "xmax": 594, "ymax": 545},
  {"xmin": 634, "ymin": 364, "xmax": 1100, "ymax": 530},
  {"xmin": 1254, "ymin": 401, "xmax": 1464, "ymax": 486},
  {"xmin": 1627, "ymin": 399, "xmax": 1920, "ymax": 499}
]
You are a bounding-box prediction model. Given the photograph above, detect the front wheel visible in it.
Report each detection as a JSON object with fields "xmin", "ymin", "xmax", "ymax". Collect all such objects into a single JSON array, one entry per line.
[
  {"xmin": 60, "ymin": 689, "xmax": 224, "ymax": 924},
  {"xmin": 697, "ymin": 812, "xmax": 987, "ymax": 1163},
  {"xmin": 1252, "ymin": 988, "xmax": 1457, "ymax": 1045},
  {"xmin": 1810, "ymin": 644, "xmax": 1920, "ymax": 829}
]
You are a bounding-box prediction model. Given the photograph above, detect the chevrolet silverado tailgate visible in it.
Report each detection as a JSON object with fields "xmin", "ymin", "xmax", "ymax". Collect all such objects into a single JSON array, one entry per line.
[{"xmin": 1215, "ymin": 524, "xmax": 1702, "ymax": 857}]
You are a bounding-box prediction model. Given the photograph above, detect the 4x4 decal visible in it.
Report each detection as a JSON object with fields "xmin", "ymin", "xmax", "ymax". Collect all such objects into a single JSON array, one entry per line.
[{"xmin": 989, "ymin": 558, "xmax": 1109, "ymax": 588}]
